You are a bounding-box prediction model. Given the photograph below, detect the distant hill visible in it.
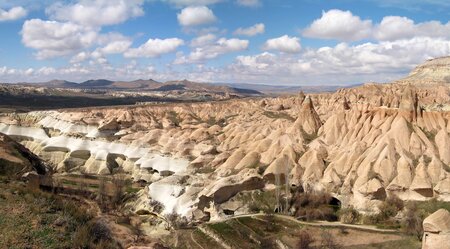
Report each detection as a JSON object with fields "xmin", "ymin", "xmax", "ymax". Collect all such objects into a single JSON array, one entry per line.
[
  {"xmin": 216, "ymin": 82, "xmax": 362, "ymax": 94},
  {"xmin": 29, "ymin": 79, "xmax": 263, "ymax": 96}
]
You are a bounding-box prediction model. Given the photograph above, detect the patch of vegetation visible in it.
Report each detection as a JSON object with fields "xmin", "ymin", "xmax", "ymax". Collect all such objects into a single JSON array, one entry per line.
[
  {"xmin": 346, "ymin": 237, "xmax": 421, "ymax": 249},
  {"xmin": 362, "ymin": 195, "xmax": 404, "ymax": 229},
  {"xmin": 237, "ymin": 189, "xmax": 277, "ymax": 213},
  {"xmin": 338, "ymin": 206, "xmax": 360, "ymax": 224},
  {"xmin": 0, "ymin": 180, "xmax": 118, "ymax": 249},
  {"xmin": 167, "ymin": 111, "xmax": 181, "ymax": 127},
  {"xmin": 0, "ymin": 158, "xmax": 26, "ymax": 176},
  {"xmin": 291, "ymin": 191, "xmax": 339, "ymax": 221},
  {"xmin": 262, "ymin": 111, "xmax": 295, "ymax": 121},
  {"xmin": 296, "ymin": 229, "xmax": 314, "ymax": 249},
  {"xmin": 411, "ymin": 198, "xmax": 450, "ymax": 214}
]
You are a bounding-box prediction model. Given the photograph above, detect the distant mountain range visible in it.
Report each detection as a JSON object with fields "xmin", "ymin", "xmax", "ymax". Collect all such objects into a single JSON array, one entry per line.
[{"xmin": 14, "ymin": 78, "xmax": 358, "ymax": 95}]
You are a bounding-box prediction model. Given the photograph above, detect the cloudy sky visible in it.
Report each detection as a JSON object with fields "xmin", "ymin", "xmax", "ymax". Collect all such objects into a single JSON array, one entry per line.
[{"xmin": 0, "ymin": 0, "xmax": 449, "ymax": 85}]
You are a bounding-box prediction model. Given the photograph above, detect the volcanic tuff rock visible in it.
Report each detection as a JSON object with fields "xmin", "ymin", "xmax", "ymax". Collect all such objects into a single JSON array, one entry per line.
[{"xmin": 1, "ymin": 57, "xmax": 450, "ymax": 220}]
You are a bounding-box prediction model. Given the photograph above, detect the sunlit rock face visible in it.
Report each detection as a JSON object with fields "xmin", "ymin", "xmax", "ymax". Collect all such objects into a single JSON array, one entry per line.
[
  {"xmin": 1, "ymin": 58, "xmax": 450, "ymax": 220},
  {"xmin": 422, "ymin": 209, "xmax": 450, "ymax": 249}
]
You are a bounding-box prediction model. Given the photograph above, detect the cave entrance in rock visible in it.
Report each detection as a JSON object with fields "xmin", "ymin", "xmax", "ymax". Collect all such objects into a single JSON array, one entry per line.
[{"xmin": 329, "ymin": 197, "xmax": 341, "ymax": 211}]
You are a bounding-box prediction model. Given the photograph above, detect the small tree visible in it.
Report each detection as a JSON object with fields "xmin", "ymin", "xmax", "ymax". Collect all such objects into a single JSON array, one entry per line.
[{"xmin": 402, "ymin": 203, "xmax": 423, "ymax": 240}]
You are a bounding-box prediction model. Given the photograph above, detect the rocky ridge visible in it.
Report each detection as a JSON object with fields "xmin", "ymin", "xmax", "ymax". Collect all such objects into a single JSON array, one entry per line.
[{"xmin": 1, "ymin": 57, "xmax": 450, "ymax": 221}]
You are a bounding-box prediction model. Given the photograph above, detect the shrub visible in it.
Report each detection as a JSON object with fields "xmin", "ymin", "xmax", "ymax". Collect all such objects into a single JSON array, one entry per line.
[
  {"xmin": 402, "ymin": 203, "xmax": 423, "ymax": 240},
  {"xmin": 378, "ymin": 195, "xmax": 404, "ymax": 221},
  {"xmin": 296, "ymin": 230, "xmax": 314, "ymax": 249},
  {"xmin": 292, "ymin": 191, "xmax": 338, "ymax": 221},
  {"xmin": 164, "ymin": 212, "xmax": 189, "ymax": 230},
  {"xmin": 73, "ymin": 220, "xmax": 118, "ymax": 249},
  {"xmin": 338, "ymin": 207, "xmax": 360, "ymax": 224}
]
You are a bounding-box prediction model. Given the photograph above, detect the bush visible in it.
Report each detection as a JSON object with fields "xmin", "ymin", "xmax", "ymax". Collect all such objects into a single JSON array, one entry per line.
[
  {"xmin": 296, "ymin": 230, "xmax": 314, "ymax": 249},
  {"xmin": 402, "ymin": 203, "xmax": 423, "ymax": 240},
  {"xmin": 164, "ymin": 212, "xmax": 189, "ymax": 230},
  {"xmin": 338, "ymin": 207, "xmax": 360, "ymax": 224},
  {"xmin": 378, "ymin": 195, "xmax": 403, "ymax": 221},
  {"xmin": 73, "ymin": 220, "xmax": 118, "ymax": 249},
  {"xmin": 292, "ymin": 191, "xmax": 338, "ymax": 221}
]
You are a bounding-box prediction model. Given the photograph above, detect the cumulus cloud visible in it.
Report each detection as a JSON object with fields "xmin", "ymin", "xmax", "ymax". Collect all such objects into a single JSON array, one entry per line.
[
  {"xmin": 0, "ymin": 6, "xmax": 27, "ymax": 21},
  {"xmin": 124, "ymin": 38, "xmax": 184, "ymax": 58},
  {"xmin": 175, "ymin": 37, "xmax": 248, "ymax": 64},
  {"xmin": 21, "ymin": 19, "xmax": 97, "ymax": 59},
  {"xmin": 236, "ymin": 0, "xmax": 261, "ymax": 7},
  {"xmin": 303, "ymin": 9, "xmax": 450, "ymax": 42},
  {"xmin": 233, "ymin": 23, "xmax": 264, "ymax": 36},
  {"xmin": 303, "ymin": 9, "xmax": 373, "ymax": 41},
  {"xmin": 227, "ymin": 36, "xmax": 450, "ymax": 84},
  {"xmin": 263, "ymin": 35, "xmax": 301, "ymax": 53},
  {"xmin": 374, "ymin": 16, "xmax": 450, "ymax": 41},
  {"xmin": 46, "ymin": 0, "xmax": 144, "ymax": 27},
  {"xmin": 177, "ymin": 6, "xmax": 216, "ymax": 26}
]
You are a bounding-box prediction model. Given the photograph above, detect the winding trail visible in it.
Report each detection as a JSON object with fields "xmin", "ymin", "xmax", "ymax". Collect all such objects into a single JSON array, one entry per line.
[
  {"xmin": 190, "ymin": 230, "xmax": 205, "ymax": 249},
  {"xmin": 208, "ymin": 213, "xmax": 400, "ymax": 234}
]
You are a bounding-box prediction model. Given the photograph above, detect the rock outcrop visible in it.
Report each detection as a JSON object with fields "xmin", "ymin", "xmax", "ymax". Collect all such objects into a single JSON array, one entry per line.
[{"xmin": 422, "ymin": 209, "xmax": 450, "ymax": 249}]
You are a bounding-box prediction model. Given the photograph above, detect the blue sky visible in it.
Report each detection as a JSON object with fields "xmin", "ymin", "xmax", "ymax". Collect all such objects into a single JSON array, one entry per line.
[{"xmin": 0, "ymin": 0, "xmax": 449, "ymax": 85}]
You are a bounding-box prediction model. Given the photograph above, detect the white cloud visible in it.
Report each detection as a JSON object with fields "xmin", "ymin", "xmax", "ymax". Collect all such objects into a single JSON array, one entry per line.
[
  {"xmin": 263, "ymin": 35, "xmax": 301, "ymax": 53},
  {"xmin": 226, "ymin": 36, "xmax": 450, "ymax": 84},
  {"xmin": 177, "ymin": 6, "xmax": 216, "ymax": 26},
  {"xmin": 21, "ymin": 19, "xmax": 97, "ymax": 59},
  {"xmin": 96, "ymin": 33, "xmax": 133, "ymax": 54},
  {"xmin": 0, "ymin": 6, "xmax": 27, "ymax": 21},
  {"xmin": 175, "ymin": 37, "xmax": 248, "ymax": 64},
  {"xmin": 303, "ymin": 9, "xmax": 450, "ymax": 42},
  {"xmin": 374, "ymin": 16, "xmax": 450, "ymax": 41},
  {"xmin": 233, "ymin": 23, "xmax": 264, "ymax": 36},
  {"xmin": 236, "ymin": 0, "xmax": 261, "ymax": 7},
  {"xmin": 70, "ymin": 51, "xmax": 90, "ymax": 63},
  {"xmin": 163, "ymin": 0, "xmax": 222, "ymax": 7},
  {"xmin": 190, "ymin": 33, "xmax": 216, "ymax": 47},
  {"xmin": 46, "ymin": 0, "xmax": 144, "ymax": 27},
  {"xmin": 124, "ymin": 38, "xmax": 184, "ymax": 58},
  {"xmin": 303, "ymin": 9, "xmax": 373, "ymax": 41}
]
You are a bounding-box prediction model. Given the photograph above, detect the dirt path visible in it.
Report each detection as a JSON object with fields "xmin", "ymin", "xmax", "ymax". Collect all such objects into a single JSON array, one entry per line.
[
  {"xmin": 190, "ymin": 230, "xmax": 205, "ymax": 249},
  {"xmin": 198, "ymin": 226, "xmax": 231, "ymax": 249},
  {"xmin": 210, "ymin": 213, "xmax": 399, "ymax": 234}
]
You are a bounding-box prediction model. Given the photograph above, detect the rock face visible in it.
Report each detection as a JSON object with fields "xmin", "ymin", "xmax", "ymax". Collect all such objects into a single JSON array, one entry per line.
[
  {"xmin": 0, "ymin": 132, "xmax": 47, "ymax": 175},
  {"xmin": 403, "ymin": 56, "xmax": 450, "ymax": 84},
  {"xmin": 422, "ymin": 209, "xmax": 450, "ymax": 249},
  {"xmin": 1, "ymin": 57, "xmax": 450, "ymax": 221}
]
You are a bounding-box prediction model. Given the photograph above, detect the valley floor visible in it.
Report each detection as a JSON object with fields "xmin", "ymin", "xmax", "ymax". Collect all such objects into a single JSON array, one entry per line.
[{"xmin": 163, "ymin": 214, "xmax": 421, "ymax": 249}]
